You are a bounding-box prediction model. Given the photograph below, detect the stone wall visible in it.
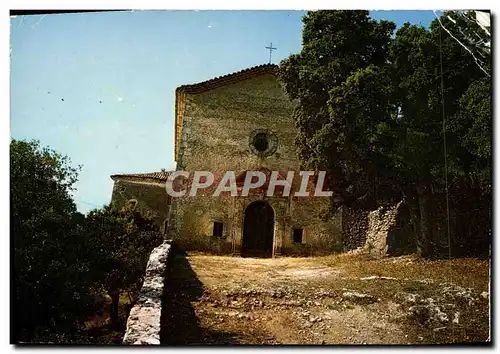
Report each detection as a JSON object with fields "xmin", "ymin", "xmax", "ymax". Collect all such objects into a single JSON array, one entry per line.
[
  {"xmin": 341, "ymin": 207, "xmax": 369, "ymax": 251},
  {"xmin": 111, "ymin": 179, "xmax": 171, "ymax": 232},
  {"xmin": 284, "ymin": 196, "xmax": 343, "ymax": 255},
  {"xmin": 168, "ymin": 73, "xmax": 343, "ymax": 255},
  {"xmin": 355, "ymin": 200, "xmax": 415, "ymax": 259},
  {"xmin": 122, "ymin": 240, "xmax": 172, "ymax": 345},
  {"xmin": 176, "ymin": 74, "xmax": 298, "ymax": 172}
]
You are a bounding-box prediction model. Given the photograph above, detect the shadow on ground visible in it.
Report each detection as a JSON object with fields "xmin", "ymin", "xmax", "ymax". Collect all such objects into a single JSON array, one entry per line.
[{"xmin": 159, "ymin": 248, "xmax": 241, "ymax": 345}]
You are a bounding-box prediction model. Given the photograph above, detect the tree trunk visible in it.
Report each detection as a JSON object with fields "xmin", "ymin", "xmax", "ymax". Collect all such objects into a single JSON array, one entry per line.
[
  {"xmin": 110, "ymin": 292, "xmax": 120, "ymax": 327},
  {"xmin": 406, "ymin": 194, "xmax": 420, "ymax": 254},
  {"xmin": 416, "ymin": 181, "xmax": 433, "ymax": 258}
]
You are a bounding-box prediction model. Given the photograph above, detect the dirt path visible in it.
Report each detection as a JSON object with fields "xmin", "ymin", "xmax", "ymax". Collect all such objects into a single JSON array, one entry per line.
[{"xmin": 160, "ymin": 252, "xmax": 490, "ymax": 345}]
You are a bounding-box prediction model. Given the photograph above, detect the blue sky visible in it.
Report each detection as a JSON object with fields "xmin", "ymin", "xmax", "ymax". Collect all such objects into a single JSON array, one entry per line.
[{"xmin": 10, "ymin": 10, "xmax": 437, "ymax": 214}]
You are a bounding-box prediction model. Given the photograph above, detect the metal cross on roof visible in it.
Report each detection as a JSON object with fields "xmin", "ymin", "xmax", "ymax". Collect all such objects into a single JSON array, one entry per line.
[{"xmin": 265, "ymin": 42, "xmax": 277, "ymax": 64}]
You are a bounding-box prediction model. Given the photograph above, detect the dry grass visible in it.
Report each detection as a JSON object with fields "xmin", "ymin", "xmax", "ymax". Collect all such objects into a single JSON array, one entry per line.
[
  {"xmin": 318, "ymin": 253, "xmax": 490, "ymax": 291},
  {"xmin": 174, "ymin": 252, "xmax": 491, "ymax": 345}
]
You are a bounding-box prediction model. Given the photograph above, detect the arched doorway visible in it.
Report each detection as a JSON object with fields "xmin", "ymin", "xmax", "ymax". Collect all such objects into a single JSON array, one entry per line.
[{"xmin": 242, "ymin": 201, "xmax": 274, "ymax": 257}]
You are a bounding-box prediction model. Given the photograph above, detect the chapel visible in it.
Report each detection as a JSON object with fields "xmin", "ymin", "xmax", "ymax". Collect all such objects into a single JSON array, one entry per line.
[{"xmin": 110, "ymin": 64, "xmax": 344, "ymax": 257}]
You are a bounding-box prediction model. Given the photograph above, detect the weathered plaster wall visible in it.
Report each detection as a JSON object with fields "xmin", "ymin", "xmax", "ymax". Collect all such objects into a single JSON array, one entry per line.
[
  {"xmin": 168, "ymin": 194, "xmax": 233, "ymax": 254},
  {"xmin": 111, "ymin": 179, "xmax": 171, "ymax": 232},
  {"xmin": 176, "ymin": 74, "xmax": 298, "ymax": 172},
  {"xmin": 285, "ymin": 196, "xmax": 343, "ymax": 255},
  {"xmin": 168, "ymin": 74, "xmax": 343, "ymax": 255}
]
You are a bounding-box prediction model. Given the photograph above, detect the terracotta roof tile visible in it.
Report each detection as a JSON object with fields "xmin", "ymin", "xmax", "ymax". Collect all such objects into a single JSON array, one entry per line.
[
  {"xmin": 111, "ymin": 171, "xmax": 172, "ymax": 184},
  {"xmin": 176, "ymin": 63, "xmax": 278, "ymax": 94}
]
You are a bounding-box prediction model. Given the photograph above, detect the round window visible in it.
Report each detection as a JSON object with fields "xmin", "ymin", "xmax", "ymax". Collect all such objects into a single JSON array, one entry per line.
[
  {"xmin": 253, "ymin": 133, "xmax": 269, "ymax": 152},
  {"xmin": 249, "ymin": 129, "xmax": 278, "ymax": 157}
]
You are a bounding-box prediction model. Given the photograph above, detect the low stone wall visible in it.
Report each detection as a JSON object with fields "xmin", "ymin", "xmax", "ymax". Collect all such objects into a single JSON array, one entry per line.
[{"xmin": 122, "ymin": 240, "xmax": 172, "ymax": 345}]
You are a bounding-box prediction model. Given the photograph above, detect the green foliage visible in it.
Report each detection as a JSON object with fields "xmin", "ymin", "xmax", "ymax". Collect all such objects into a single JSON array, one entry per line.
[
  {"xmin": 279, "ymin": 10, "xmax": 491, "ymax": 257},
  {"xmin": 85, "ymin": 205, "xmax": 162, "ymax": 296},
  {"xmin": 451, "ymin": 77, "xmax": 492, "ymax": 193},
  {"xmin": 11, "ymin": 139, "xmax": 91, "ymax": 340},
  {"xmin": 279, "ymin": 10, "xmax": 396, "ymax": 209},
  {"xmin": 12, "ymin": 139, "xmax": 163, "ymax": 341},
  {"xmin": 84, "ymin": 205, "xmax": 163, "ymax": 324}
]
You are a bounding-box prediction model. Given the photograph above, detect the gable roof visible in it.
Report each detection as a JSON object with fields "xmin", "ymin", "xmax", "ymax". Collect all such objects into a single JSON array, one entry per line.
[
  {"xmin": 176, "ymin": 63, "xmax": 278, "ymax": 94},
  {"xmin": 174, "ymin": 64, "xmax": 279, "ymax": 161},
  {"xmin": 111, "ymin": 171, "xmax": 172, "ymax": 185}
]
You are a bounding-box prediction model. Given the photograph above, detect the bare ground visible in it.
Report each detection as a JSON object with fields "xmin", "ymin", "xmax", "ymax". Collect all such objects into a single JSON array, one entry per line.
[{"xmin": 160, "ymin": 251, "xmax": 490, "ymax": 345}]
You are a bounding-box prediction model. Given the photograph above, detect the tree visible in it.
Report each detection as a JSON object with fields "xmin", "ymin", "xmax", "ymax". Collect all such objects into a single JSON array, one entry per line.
[
  {"xmin": 278, "ymin": 10, "xmax": 491, "ymax": 257},
  {"xmin": 279, "ymin": 11, "xmax": 396, "ymax": 210},
  {"xmin": 11, "ymin": 139, "xmax": 92, "ymax": 341},
  {"xmin": 12, "ymin": 139, "xmax": 165, "ymax": 342},
  {"xmin": 390, "ymin": 13, "xmax": 490, "ymax": 256},
  {"xmin": 85, "ymin": 205, "xmax": 162, "ymax": 326}
]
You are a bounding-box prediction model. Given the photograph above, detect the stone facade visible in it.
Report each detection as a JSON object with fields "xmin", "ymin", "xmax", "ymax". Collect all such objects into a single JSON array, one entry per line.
[
  {"xmin": 167, "ymin": 65, "xmax": 343, "ymax": 256},
  {"xmin": 110, "ymin": 64, "xmax": 344, "ymax": 256},
  {"xmin": 110, "ymin": 175, "xmax": 171, "ymax": 232}
]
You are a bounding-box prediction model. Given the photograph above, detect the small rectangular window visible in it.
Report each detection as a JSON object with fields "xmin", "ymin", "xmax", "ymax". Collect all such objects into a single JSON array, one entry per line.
[
  {"xmin": 293, "ymin": 228, "xmax": 303, "ymax": 244},
  {"xmin": 213, "ymin": 222, "xmax": 224, "ymax": 238}
]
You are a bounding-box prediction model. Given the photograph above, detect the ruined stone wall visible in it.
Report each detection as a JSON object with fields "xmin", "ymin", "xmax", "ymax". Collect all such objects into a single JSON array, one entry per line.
[
  {"xmin": 345, "ymin": 201, "xmax": 415, "ymax": 259},
  {"xmin": 111, "ymin": 179, "xmax": 171, "ymax": 232},
  {"xmin": 168, "ymin": 74, "xmax": 343, "ymax": 255},
  {"xmin": 342, "ymin": 207, "xmax": 369, "ymax": 251}
]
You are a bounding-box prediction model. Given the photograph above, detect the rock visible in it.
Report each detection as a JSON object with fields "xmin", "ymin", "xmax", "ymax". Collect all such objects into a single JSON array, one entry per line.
[
  {"xmin": 360, "ymin": 275, "xmax": 398, "ymax": 281},
  {"xmin": 408, "ymin": 299, "xmax": 449, "ymax": 325},
  {"xmin": 433, "ymin": 326, "xmax": 447, "ymax": 333},
  {"xmin": 441, "ymin": 284, "xmax": 477, "ymax": 306},
  {"xmin": 133, "ymin": 338, "xmax": 161, "ymax": 345},
  {"xmin": 480, "ymin": 291, "xmax": 489, "ymax": 299},
  {"xmin": 453, "ymin": 312, "xmax": 460, "ymax": 324},
  {"xmin": 405, "ymin": 293, "xmax": 421, "ymax": 303},
  {"xmin": 342, "ymin": 291, "xmax": 377, "ymax": 304}
]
